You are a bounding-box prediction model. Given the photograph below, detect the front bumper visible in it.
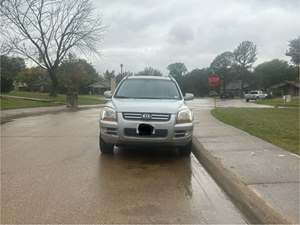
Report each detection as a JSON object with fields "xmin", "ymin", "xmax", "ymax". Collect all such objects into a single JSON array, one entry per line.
[{"xmin": 100, "ymin": 113, "xmax": 193, "ymax": 147}]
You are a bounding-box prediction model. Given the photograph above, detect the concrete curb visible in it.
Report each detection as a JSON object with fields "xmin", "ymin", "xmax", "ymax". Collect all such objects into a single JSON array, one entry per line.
[
  {"xmin": 0, "ymin": 104, "xmax": 104, "ymax": 124},
  {"xmin": 192, "ymin": 137, "xmax": 290, "ymax": 224}
]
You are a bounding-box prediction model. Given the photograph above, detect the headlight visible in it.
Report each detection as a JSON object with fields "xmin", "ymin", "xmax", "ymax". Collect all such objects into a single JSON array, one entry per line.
[
  {"xmin": 176, "ymin": 108, "xmax": 193, "ymax": 123},
  {"xmin": 101, "ymin": 107, "xmax": 117, "ymax": 121}
]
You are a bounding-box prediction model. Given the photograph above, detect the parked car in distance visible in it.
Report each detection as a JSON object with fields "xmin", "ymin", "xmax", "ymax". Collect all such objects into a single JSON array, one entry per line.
[
  {"xmin": 99, "ymin": 75, "xmax": 194, "ymax": 156},
  {"xmin": 244, "ymin": 90, "xmax": 268, "ymax": 102}
]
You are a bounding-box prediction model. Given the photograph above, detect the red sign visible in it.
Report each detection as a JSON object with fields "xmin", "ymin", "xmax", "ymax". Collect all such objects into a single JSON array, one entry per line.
[{"xmin": 208, "ymin": 74, "xmax": 220, "ymax": 87}]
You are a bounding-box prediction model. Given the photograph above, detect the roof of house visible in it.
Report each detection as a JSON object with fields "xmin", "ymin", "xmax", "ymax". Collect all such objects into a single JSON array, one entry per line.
[
  {"xmin": 30, "ymin": 80, "xmax": 50, "ymax": 87},
  {"xmin": 269, "ymin": 80, "xmax": 300, "ymax": 89},
  {"xmin": 269, "ymin": 82, "xmax": 286, "ymax": 89},
  {"xmin": 286, "ymin": 80, "xmax": 300, "ymax": 88},
  {"xmin": 225, "ymin": 80, "xmax": 249, "ymax": 90},
  {"xmin": 89, "ymin": 81, "xmax": 110, "ymax": 89}
]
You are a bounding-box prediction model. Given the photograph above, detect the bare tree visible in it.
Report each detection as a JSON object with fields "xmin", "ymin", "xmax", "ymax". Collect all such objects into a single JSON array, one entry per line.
[
  {"xmin": 0, "ymin": 0, "xmax": 104, "ymax": 95},
  {"xmin": 135, "ymin": 67, "xmax": 163, "ymax": 76}
]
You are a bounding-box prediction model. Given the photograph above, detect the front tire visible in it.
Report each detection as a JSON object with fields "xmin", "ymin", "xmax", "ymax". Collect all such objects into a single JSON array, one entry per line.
[
  {"xmin": 99, "ymin": 136, "xmax": 114, "ymax": 154},
  {"xmin": 179, "ymin": 141, "xmax": 192, "ymax": 156}
]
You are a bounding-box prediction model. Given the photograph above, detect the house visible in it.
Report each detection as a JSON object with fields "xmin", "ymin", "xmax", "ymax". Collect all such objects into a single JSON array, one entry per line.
[
  {"xmin": 269, "ymin": 80, "xmax": 299, "ymax": 96},
  {"xmin": 29, "ymin": 79, "xmax": 50, "ymax": 92},
  {"xmin": 14, "ymin": 79, "xmax": 50, "ymax": 92},
  {"xmin": 89, "ymin": 80, "xmax": 110, "ymax": 95},
  {"xmin": 14, "ymin": 81, "xmax": 28, "ymax": 91},
  {"xmin": 225, "ymin": 80, "xmax": 249, "ymax": 96}
]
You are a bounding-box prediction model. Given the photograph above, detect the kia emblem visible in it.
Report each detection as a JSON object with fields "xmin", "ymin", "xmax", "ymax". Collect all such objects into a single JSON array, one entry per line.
[{"xmin": 142, "ymin": 113, "xmax": 151, "ymax": 120}]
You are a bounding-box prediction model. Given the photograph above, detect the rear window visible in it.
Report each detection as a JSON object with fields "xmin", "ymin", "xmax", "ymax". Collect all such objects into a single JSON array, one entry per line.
[
  {"xmin": 115, "ymin": 79, "xmax": 181, "ymax": 100},
  {"xmin": 250, "ymin": 91, "xmax": 258, "ymax": 94}
]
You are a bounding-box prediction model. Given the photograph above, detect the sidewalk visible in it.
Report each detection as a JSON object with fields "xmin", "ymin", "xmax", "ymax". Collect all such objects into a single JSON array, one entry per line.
[
  {"xmin": 0, "ymin": 104, "xmax": 104, "ymax": 124},
  {"xmin": 192, "ymin": 107, "xmax": 299, "ymax": 224}
]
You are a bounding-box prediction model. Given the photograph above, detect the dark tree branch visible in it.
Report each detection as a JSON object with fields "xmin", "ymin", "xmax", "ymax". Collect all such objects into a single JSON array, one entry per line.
[{"xmin": 0, "ymin": 0, "xmax": 105, "ymax": 95}]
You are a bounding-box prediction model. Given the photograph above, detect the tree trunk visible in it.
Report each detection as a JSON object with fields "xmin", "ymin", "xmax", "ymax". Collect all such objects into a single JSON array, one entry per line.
[
  {"xmin": 66, "ymin": 91, "xmax": 78, "ymax": 109},
  {"xmin": 240, "ymin": 78, "xmax": 244, "ymax": 97},
  {"xmin": 240, "ymin": 66, "xmax": 245, "ymax": 97},
  {"xmin": 48, "ymin": 70, "xmax": 58, "ymax": 96},
  {"xmin": 223, "ymin": 71, "xmax": 226, "ymax": 93}
]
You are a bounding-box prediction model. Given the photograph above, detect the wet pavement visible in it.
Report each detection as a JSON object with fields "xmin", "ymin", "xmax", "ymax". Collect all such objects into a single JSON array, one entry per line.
[{"xmin": 1, "ymin": 102, "xmax": 247, "ymax": 224}]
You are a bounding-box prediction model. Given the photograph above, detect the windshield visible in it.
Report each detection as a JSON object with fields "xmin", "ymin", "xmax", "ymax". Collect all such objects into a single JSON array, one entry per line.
[{"xmin": 114, "ymin": 79, "xmax": 181, "ymax": 99}]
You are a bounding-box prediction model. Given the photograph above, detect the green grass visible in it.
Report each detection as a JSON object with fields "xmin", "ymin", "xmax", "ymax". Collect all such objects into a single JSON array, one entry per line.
[
  {"xmin": 0, "ymin": 97, "xmax": 63, "ymax": 110},
  {"xmin": 211, "ymin": 108, "xmax": 300, "ymax": 155},
  {"xmin": 257, "ymin": 96, "xmax": 299, "ymax": 108},
  {"xmin": 76, "ymin": 95, "xmax": 106, "ymax": 105},
  {"xmin": 1, "ymin": 91, "xmax": 106, "ymax": 110},
  {"xmin": 4, "ymin": 90, "xmax": 62, "ymax": 100}
]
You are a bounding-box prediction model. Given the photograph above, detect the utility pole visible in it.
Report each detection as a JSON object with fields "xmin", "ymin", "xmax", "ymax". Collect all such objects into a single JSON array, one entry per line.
[{"xmin": 120, "ymin": 64, "xmax": 123, "ymax": 75}]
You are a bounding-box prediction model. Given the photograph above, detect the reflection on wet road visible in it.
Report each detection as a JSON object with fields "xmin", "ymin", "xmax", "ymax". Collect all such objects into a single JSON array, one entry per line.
[{"xmin": 1, "ymin": 107, "xmax": 246, "ymax": 224}]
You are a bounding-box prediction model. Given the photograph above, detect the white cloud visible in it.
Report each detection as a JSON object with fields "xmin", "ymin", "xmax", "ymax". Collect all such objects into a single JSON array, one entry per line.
[{"xmin": 91, "ymin": 0, "xmax": 300, "ymax": 74}]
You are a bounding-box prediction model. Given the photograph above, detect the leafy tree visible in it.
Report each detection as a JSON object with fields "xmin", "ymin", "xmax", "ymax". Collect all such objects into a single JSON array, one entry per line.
[
  {"xmin": 211, "ymin": 51, "xmax": 235, "ymax": 70},
  {"xmin": 135, "ymin": 67, "xmax": 163, "ymax": 76},
  {"xmin": 16, "ymin": 67, "xmax": 49, "ymax": 92},
  {"xmin": 0, "ymin": 55, "xmax": 25, "ymax": 92},
  {"xmin": 233, "ymin": 41, "xmax": 257, "ymax": 95},
  {"xmin": 182, "ymin": 68, "xmax": 210, "ymax": 96},
  {"xmin": 210, "ymin": 51, "xmax": 235, "ymax": 93},
  {"xmin": 286, "ymin": 36, "xmax": 300, "ymax": 78},
  {"xmin": 57, "ymin": 56, "xmax": 99, "ymax": 94},
  {"xmin": 1, "ymin": 77, "xmax": 14, "ymax": 93},
  {"xmin": 1, "ymin": 0, "xmax": 104, "ymax": 95},
  {"xmin": 254, "ymin": 59, "xmax": 298, "ymax": 89},
  {"xmin": 167, "ymin": 62, "xmax": 187, "ymax": 88}
]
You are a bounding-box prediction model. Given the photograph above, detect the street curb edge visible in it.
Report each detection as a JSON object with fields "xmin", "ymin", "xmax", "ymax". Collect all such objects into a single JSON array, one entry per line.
[{"xmin": 192, "ymin": 137, "xmax": 290, "ymax": 224}]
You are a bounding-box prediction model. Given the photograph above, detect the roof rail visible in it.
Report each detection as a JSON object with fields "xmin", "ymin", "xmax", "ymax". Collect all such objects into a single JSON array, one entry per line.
[
  {"xmin": 123, "ymin": 74, "xmax": 131, "ymax": 80},
  {"xmin": 168, "ymin": 74, "xmax": 175, "ymax": 80}
]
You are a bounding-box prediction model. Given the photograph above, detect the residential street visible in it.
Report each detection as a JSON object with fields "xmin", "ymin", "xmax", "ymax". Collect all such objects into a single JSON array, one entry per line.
[
  {"xmin": 1, "ymin": 101, "xmax": 248, "ymax": 224},
  {"xmin": 1, "ymin": 0, "xmax": 299, "ymax": 223}
]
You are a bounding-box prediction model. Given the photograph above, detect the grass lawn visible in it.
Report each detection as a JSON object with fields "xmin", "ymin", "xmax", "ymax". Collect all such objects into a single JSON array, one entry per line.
[
  {"xmin": 211, "ymin": 108, "xmax": 299, "ymax": 155},
  {"xmin": 1, "ymin": 91, "xmax": 106, "ymax": 110},
  {"xmin": 257, "ymin": 96, "xmax": 299, "ymax": 108},
  {"xmin": 0, "ymin": 97, "xmax": 63, "ymax": 110}
]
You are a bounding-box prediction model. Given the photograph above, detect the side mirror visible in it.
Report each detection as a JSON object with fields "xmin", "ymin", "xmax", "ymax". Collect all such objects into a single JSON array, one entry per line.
[
  {"xmin": 104, "ymin": 90, "xmax": 112, "ymax": 99},
  {"xmin": 184, "ymin": 93, "xmax": 194, "ymax": 101}
]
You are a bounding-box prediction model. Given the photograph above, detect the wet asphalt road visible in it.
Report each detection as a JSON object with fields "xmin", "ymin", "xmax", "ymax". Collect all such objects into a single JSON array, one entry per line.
[{"xmin": 1, "ymin": 99, "xmax": 247, "ymax": 224}]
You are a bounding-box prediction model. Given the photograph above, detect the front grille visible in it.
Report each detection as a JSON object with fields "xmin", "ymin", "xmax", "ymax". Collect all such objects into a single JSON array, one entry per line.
[
  {"xmin": 122, "ymin": 112, "xmax": 171, "ymax": 121},
  {"xmin": 124, "ymin": 128, "xmax": 168, "ymax": 137}
]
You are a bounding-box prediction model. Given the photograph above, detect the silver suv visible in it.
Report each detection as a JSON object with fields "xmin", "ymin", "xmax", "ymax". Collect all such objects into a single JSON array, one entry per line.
[{"xmin": 99, "ymin": 75, "xmax": 194, "ymax": 156}]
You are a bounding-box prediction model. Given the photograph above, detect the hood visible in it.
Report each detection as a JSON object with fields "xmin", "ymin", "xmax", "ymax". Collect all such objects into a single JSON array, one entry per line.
[{"xmin": 109, "ymin": 98, "xmax": 185, "ymax": 114}]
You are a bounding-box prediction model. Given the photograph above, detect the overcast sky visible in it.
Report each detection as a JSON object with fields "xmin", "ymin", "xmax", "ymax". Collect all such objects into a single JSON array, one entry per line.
[{"xmin": 91, "ymin": 0, "xmax": 300, "ymax": 74}]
